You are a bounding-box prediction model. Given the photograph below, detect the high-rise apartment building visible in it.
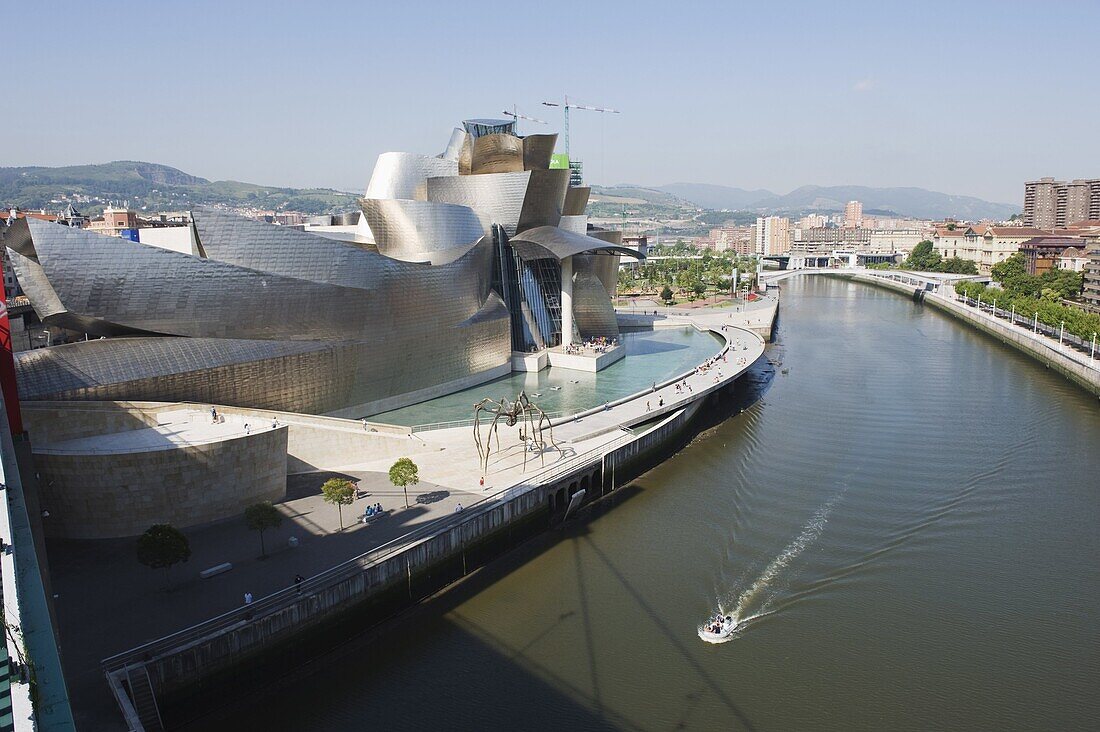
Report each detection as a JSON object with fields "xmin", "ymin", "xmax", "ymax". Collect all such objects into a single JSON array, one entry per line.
[
  {"xmin": 1024, "ymin": 177, "xmax": 1100, "ymax": 229},
  {"xmin": 844, "ymin": 200, "xmax": 863, "ymax": 228},
  {"xmin": 754, "ymin": 216, "xmax": 791, "ymax": 256}
]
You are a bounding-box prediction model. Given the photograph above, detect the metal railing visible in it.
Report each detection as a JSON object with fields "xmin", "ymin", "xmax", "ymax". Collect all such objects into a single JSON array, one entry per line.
[
  {"xmin": 955, "ymin": 295, "xmax": 1099, "ymax": 366},
  {"xmin": 411, "ymin": 411, "xmax": 564, "ymax": 433}
]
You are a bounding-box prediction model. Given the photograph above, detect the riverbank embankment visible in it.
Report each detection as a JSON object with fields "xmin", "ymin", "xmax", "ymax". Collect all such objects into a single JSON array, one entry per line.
[{"xmin": 844, "ymin": 272, "xmax": 1100, "ymax": 398}]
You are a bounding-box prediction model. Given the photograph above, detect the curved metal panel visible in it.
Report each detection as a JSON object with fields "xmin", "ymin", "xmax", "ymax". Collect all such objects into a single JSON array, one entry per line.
[
  {"xmin": 471, "ymin": 133, "xmax": 524, "ymax": 174},
  {"xmin": 458, "ymin": 133, "xmax": 473, "ymax": 175},
  {"xmin": 14, "ymin": 316, "xmax": 512, "ymax": 416},
  {"xmin": 426, "ymin": 172, "xmax": 531, "ymax": 235},
  {"xmin": 558, "ymin": 215, "xmax": 588, "ymax": 235},
  {"xmin": 517, "ymin": 169, "xmax": 569, "ymax": 233},
  {"xmin": 24, "ymin": 215, "xmax": 499, "ymax": 339},
  {"xmin": 358, "ymin": 198, "xmax": 489, "ymax": 263},
  {"xmin": 441, "ymin": 127, "xmax": 468, "ymax": 160},
  {"xmin": 510, "ymin": 225, "xmax": 643, "ymax": 261},
  {"xmin": 563, "ymin": 186, "xmax": 591, "ymax": 216},
  {"xmin": 365, "ymin": 152, "xmax": 457, "ymax": 201},
  {"xmin": 572, "ymin": 255, "xmax": 619, "ymax": 339},
  {"xmin": 588, "ymin": 228, "xmax": 623, "ymax": 246},
  {"xmin": 522, "ymin": 133, "xmax": 557, "ymax": 171}
]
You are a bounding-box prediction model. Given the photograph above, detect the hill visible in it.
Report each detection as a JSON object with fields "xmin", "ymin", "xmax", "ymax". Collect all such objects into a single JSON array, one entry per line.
[
  {"xmin": 589, "ymin": 185, "xmax": 689, "ymax": 207},
  {"xmin": 0, "ymin": 161, "xmax": 359, "ymax": 215},
  {"xmin": 751, "ymin": 185, "xmax": 1018, "ymax": 221},
  {"xmin": 652, "ymin": 182, "xmax": 1018, "ymax": 221},
  {"xmin": 656, "ymin": 183, "xmax": 775, "ymax": 210}
]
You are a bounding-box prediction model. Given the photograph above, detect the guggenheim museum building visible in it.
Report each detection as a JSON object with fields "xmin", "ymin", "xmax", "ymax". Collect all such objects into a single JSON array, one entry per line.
[{"xmin": 6, "ymin": 119, "xmax": 641, "ymax": 417}]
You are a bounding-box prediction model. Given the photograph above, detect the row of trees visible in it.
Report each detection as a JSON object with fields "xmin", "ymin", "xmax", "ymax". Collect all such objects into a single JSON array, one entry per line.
[
  {"xmin": 617, "ymin": 248, "xmax": 759, "ymax": 302},
  {"xmin": 136, "ymin": 458, "xmax": 422, "ymax": 588},
  {"xmin": 954, "ymin": 254, "xmax": 1097, "ymax": 342},
  {"xmin": 904, "ymin": 241, "xmax": 979, "ymax": 274}
]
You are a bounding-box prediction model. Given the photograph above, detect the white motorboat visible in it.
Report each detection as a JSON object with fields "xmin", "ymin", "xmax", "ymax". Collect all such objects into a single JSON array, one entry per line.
[{"xmin": 698, "ymin": 614, "xmax": 738, "ymax": 643}]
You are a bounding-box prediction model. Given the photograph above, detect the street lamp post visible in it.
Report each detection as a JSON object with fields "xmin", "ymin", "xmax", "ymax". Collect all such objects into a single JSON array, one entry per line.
[
  {"xmin": 992, "ymin": 299, "xmax": 997, "ymax": 317},
  {"xmin": 1092, "ymin": 332, "xmax": 1097, "ymax": 360},
  {"xmin": 1033, "ymin": 312, "xmax": 1039, "ymax": 333},
  {"xmin": 1011, "ymin": 303, "xmax": 1015, "ymax": 325},
  {"xmin": 1059, "ymin": 321, "xmax": 1065, "ymax": 347}
]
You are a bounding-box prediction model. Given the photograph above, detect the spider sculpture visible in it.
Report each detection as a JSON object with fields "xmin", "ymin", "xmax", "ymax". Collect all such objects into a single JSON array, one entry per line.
[{"xmin": 473, "ymin": 391, "xmax": 559, "ymax": 473}]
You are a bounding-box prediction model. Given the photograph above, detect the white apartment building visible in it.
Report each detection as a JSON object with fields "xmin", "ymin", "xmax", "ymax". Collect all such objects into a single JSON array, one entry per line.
[
  {"xmin": 754, "ymin": 216, "xmax": 791, "ymax": 256},
  {"xmin": 844, "ymin": 200, "xmax": 863, "ymax": 228}
]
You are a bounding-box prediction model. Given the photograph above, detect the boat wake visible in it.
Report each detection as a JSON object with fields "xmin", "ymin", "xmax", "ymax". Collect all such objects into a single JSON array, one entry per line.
[{"xmin": 701, "ymin": 488, "xmax": 845, "ymax": 643}]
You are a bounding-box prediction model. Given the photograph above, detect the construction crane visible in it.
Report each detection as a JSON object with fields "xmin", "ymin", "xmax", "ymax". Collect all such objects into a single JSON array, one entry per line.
[
  {"xmin": 541, "ymin": 95, "xmax": 619, "ymax": 161},
  {"xmin": 501, "ymin": 106, "xmax": 547, "ymax": 134}
]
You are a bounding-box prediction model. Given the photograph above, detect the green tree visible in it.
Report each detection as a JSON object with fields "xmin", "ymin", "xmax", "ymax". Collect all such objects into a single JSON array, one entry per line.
[
  {"xmin": 1040, "ymin": 268, "xmax": 1083, "ymax": 299},
  {"xmin": 693, "ymin": 280, "xmax": 706, "ymax": 300},
  {"xmin": 244, "ymin": 502, "xmax": 283, "ymax": 557},
  {"xmin": 389, "ymin": 457, "xmax": 420, "ymax": 510},
  {"xmin": 904, "ymin": 241, "xmax": 942, "ymax": 271},
  {"xmin": 321, "ymin": 478, "xmax": 356, "ymax": 530},
  {"xmin": 136, "ymin": 524, "xmax": 191, "ymax": 589},
  {"xmin": 660, "ymin": 284, "xmax": 674, "ymax": 303}
]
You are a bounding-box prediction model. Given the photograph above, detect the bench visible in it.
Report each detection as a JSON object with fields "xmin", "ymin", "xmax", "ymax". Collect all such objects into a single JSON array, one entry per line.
[{"xmin": 199, "ymin": 562, "xmax": 233, "ymax": 579}]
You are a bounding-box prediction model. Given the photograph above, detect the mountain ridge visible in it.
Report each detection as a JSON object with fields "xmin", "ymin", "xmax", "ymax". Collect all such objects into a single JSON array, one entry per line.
[
  {"xmin": 0, "ymin": 161, "xmax": 357, "ymax": 215},
  {"xmin": 654, "ymin": 182, "xmax": 1018, "ymax": 220}
]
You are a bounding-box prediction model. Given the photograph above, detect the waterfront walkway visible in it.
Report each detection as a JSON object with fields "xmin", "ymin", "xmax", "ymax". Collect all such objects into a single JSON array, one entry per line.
[{"xmin": 52, "ymin": 306, "xmax": 769, "ymax": 728}]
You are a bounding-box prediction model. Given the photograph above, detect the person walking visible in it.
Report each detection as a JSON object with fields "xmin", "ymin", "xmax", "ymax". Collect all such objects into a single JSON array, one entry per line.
[
  {"xmin": 294, "ymin": 574, "xmax": 304, "ymax": 594},
  {"xmin": 244, "ymin": 591, "xmax": 253, "ymax": 605}
]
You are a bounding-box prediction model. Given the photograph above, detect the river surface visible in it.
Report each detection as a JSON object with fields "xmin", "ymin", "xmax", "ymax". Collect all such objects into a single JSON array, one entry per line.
[{"xmin": 206, "ymin": 277, "xmax": 1100, "ymax": 731}]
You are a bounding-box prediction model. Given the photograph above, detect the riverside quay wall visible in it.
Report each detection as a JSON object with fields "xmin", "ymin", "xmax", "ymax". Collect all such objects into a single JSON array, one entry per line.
[
  {"xmin": 102, "ymin": 381, "xmax": 748, "ymax": 729},
  {"xmin": 839, "ymin": 273, "xmax": 1100, "ymax": 398}
]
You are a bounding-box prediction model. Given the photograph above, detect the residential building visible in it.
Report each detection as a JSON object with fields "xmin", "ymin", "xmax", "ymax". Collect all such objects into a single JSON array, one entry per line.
[
  {"xmin": 932, "ymin": 225, "xmax": 1065, "ymax": 274},
  {"xmin": 705, "ymin": 226, "xmax": 752, "ymax": 254},
  {"xmin": 1055, "ymin": 246, "xmax": 1090, "ymax": 272},
  {"xmin": 86, "ymin": 206, "xmax": 138, "ymax": 237},
  {"xmin": 1018, "ymin": 236, "xmax": 1085, "ymax": 276},
  {"xmin": 1083, "ymin": 248, "xmax": 1100, "ymax": 312},
  {"xmin": 754, "ymin": 216, "xmax": 790, "ymax": 256},
  {"xmin": 798, "ymin": 214, "xmax": 828, "ymax": 230},
  {"xmin": 843, "ymin": 200, "xmax": 862, "ymax": 228},
  {"xmin": 1024, "ymin": 177, "xmax": 1100, "ymax": 229}
]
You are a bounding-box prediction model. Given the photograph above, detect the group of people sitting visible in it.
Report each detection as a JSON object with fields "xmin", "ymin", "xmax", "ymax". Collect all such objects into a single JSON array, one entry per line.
[
  {"xmin": 563, "ymin": 336, "xmax": 619, "ymax": 355},
  {"xmin": 705, "ymin": 614, "xmax": 733, "ymax": 634},
  {"xmin": 361, "ymin": 503, "xmax": 385, "ymax": 521}
]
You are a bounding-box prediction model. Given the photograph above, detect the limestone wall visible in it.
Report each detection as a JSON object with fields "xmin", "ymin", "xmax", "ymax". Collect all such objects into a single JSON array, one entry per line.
[
  {"xmin": 34, "ymin": 427, "xmax": 288, "ymax": 539},
  {"xmin": 21, "ymin": 400, "xmax": 439, "ymax": 475}
]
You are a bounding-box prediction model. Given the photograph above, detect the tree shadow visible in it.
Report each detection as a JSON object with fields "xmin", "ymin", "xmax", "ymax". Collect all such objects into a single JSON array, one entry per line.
[
  {"xmin": 415, "ymin": 490, "xmax": 450, "ymax": 505},
  {"xmin": 285, "ymin": 470, "xmax": 360, "ymax": 501}
]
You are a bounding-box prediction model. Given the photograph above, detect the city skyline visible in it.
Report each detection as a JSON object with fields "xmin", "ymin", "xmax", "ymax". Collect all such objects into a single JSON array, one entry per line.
[{"xmin": 6, "ymin": 1, "xmax": 1099, "ymax": 203}]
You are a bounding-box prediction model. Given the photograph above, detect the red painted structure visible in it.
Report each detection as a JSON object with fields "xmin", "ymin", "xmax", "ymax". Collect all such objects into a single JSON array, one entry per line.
[{"xmin": 0, "ymin": 256, "xmax": 24, "ymax": 435}]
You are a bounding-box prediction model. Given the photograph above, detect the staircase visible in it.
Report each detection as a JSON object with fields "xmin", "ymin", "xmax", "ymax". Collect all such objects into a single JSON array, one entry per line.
[{"xmin": 123, "ymin": 665, "xmax": 163, "ymax": 731}]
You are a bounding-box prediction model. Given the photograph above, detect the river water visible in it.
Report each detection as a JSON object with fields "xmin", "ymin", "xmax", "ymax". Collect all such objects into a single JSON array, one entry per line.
[{"xmin": 207, "ymin": 276, "xmax": 1100, "ymax": 731}]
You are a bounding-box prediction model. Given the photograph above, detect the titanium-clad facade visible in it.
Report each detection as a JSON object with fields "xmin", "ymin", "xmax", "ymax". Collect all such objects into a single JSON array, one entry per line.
[{"xmin": 10, "ymin": 119, "xmax": 641, "ymax": 416}]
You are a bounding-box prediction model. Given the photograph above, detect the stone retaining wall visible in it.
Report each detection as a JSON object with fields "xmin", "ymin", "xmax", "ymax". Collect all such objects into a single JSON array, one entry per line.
[{"xmin": 34, "ymin": 427, "xmax": 287, "ymax": 539}]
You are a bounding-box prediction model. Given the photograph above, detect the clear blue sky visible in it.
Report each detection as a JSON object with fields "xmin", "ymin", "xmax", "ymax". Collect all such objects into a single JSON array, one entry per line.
[{"xmin": 6, "ymin": 0, "xmax": 1098, "ymax": 204}]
